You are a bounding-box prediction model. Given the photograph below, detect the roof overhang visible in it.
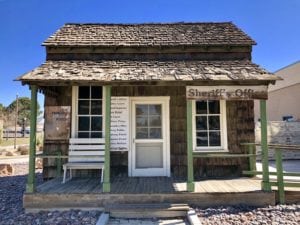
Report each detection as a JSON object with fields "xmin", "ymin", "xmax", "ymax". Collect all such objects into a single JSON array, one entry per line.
[{"xmin": 17, "ymin": 59, "xmax": 281, "ymax": 86}]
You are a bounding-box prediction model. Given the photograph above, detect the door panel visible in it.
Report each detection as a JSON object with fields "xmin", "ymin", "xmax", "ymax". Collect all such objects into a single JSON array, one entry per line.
[
  {"xmin": 136, "ymin": 143, "xmax": 163, "ymax": 169},
  {"xmin": 131, "ymin": 98, "xmax": 170, "ymax": 177}
]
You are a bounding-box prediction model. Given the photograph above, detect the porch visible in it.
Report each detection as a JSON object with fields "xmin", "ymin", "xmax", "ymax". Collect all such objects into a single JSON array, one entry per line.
[{"xmin": 23, "ymin": 176, "xmax": 275, "ymax": 212}]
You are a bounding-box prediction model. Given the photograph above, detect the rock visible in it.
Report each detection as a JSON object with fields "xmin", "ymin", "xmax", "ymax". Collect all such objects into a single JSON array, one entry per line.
[
  {"xmin": 35, "ymin": 158, "xmax": 43, "ymax": 169},
  {"xmin": 18, "ymin": 145, "xmax": 29, "ymax": 155},
  {"xmin": 5, "ymin": 151, "xmax": 16, "ymax": 156},
  {"xmin": 0, "ymin": 163, "xmax": 14, "ymax": 175}
]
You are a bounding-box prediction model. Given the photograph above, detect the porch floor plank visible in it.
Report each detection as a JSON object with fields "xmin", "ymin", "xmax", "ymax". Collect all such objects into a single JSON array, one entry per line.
[{"xmin": 36, "ymin": 177, "xmax": 263, "ymax": 194}]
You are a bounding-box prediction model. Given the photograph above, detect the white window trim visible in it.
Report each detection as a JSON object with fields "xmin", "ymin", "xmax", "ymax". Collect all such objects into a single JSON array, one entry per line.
[
  {"xmin": 192, "ymin": 100, "xmax": 228, "ymax": 152},
  {"xmin": 71, "ymin": 86, "xmax": 105, "ymax": 138}
]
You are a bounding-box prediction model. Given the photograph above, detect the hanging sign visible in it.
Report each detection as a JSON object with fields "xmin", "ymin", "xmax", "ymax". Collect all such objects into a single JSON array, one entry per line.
[
  {"xmin": 186, "ymin": 86, "xmax": 268, "ymax": 100},
  {"xmin": 45, "ymin": 106, "xmax": 71, "ymax": 140},
  {"xmin": 110, "ymin": 97, "xmax": 129, "ymax": 151}
]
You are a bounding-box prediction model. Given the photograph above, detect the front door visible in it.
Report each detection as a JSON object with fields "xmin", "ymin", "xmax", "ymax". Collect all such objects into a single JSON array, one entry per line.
[{"xmin": 131, "ymin": 97, "xmax": 170, "ymax": 177}]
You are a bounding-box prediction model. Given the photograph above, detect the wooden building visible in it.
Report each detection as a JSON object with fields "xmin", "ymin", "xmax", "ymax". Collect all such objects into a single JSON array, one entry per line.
[{"xmin": 18, "ymin": 23, "xmax": 279, "ymax": 200}]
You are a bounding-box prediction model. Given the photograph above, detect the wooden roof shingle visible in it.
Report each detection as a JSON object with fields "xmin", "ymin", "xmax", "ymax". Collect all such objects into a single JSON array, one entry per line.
[{"xmin": 43, "ymin": 22, "xmax": 256, "ymax": 47}]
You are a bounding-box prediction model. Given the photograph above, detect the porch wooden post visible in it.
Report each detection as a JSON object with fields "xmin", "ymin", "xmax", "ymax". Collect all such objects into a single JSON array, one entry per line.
[
  {"xmin": 103, "ymin": 85, "xmax": 111, "ymax": 192},
  {"xmin": 186, "ymin": 100, "xmax": 195, "ymax": 192},
  {"xmin": 260, "ymin": 100, "xmax": 271, "ymax": 191},
  {"xmin": 26, "ymin": 85, "xmax": 37, "ymax": 193}
]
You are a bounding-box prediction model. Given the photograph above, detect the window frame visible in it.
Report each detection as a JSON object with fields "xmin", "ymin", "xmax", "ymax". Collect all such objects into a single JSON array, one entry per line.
[
  {"xmin": 192, "ymin": 100, "xmax": 228, "ymax": 152},
  {"xmin": 71, "ymin": 86, "xmax": 105, "ymax": 138}
]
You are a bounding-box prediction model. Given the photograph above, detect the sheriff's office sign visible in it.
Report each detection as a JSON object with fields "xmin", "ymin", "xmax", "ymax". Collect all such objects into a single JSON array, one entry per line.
[{"xmin": 186, "ymin": 86, "xmax": 268, "ymax": 100}]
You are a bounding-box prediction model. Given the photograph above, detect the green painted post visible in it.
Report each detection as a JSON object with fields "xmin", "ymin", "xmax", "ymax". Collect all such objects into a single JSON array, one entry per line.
[
  {"xmin": 186, "ymin": 100, "xmax": 195, "ymax": 192},
  {"xmin": 275, "ymin": 148, "xmax": 285, "ymax": 204},
  {"xmin": 248, "ymin": 144, "xmax": 256, "ymax": 175},
  {"xmin": 56, "ymin": 151, "xmax": 62, "ymax": 177},
  {"xmin": 103, "ymin": 86, "xmax": 111, "ymax": 192},
  {"xmin": 260, "ymin": 100, "xmax": 271, "ymax": 191},
  {"xmin": 26, "ymin": 85, "xmax": 37, "ymax": 193},
  {"xmin": 248, "ymin": 144, "xmax": 254, "ymax": 173}
]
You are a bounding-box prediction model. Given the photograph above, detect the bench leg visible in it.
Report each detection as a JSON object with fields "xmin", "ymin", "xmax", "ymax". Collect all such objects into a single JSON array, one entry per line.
[
  {"xmin": 101, "ymin": 168, "xmax": 104, "ymax": 183},
  {"xmin": 63, "ymin": 166, "xmax": 67, "ymax": 184}
]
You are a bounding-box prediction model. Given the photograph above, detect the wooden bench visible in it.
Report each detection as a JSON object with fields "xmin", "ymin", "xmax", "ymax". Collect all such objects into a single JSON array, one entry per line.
[{"xmin": 62, "ymin": 138, "xmax": 105, "ymax": 184}]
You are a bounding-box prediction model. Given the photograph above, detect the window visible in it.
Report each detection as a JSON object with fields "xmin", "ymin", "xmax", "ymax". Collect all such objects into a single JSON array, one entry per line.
[
  {"xmin": 135, "ymin": 104, "xmax": 162, "ymax": 139},
  {"xmin": 76, "ymin": 86, "xmax": 103, "ymax": 138},
  {"xmin": 193, "ymin": 100, "xmax": 227, "ymax": 151}
]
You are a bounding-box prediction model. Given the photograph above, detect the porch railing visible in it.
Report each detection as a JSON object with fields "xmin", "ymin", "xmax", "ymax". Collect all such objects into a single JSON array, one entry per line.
[{"xmin": 242, "ymin": 143, "xmax": 300, "ymax": 204}]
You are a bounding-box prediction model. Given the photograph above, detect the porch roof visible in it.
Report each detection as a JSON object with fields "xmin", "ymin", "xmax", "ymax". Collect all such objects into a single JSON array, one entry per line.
[{"xmin": 17, "ymin": 59, "xmax": 279, "ymax": 84}]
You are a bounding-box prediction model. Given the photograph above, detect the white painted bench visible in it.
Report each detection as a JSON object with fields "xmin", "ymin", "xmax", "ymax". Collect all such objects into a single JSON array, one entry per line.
[{"xmin": 62, "ymin": 138, "xmax": 105, "ymax": 184}]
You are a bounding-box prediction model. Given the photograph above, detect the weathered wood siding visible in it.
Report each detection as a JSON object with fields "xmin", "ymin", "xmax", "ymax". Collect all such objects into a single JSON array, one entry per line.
[
  {"xmin": 193, "ymin": 101, "xmax": 254, "ymax": 178},
  {"xmin": 111, "ymin": 87, "xmax": 255, "ymax": 178},
  {"xmin": 111, "ymin": 86, "xmax": 187, "ymax": 177},
  {"xmin": 43, "ymin": 86, "xmax": 72, "ymax": 179},
  {"xmin": 42, "ymin": 85, "xmax": 254, "ymax": 179}
]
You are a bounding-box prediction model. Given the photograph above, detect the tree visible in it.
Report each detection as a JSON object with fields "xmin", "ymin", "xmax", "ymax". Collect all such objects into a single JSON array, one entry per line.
[
  {"xmin": 0, "ymin": 103, "xmax": 5, "ymax": 119},
  {"xmin": 6, "ymin": 97, "xmax": 42, "ymax": 126}
]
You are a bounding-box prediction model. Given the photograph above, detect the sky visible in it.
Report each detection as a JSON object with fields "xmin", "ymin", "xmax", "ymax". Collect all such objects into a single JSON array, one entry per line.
[{"xmin": 0, "ymin": 0, "xmax": 299, "ymax": 107}]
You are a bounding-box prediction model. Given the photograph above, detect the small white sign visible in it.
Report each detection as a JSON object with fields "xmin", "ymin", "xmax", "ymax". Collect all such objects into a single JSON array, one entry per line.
[{"xmin": 110, "ymin": 97, "xmax": 129, "ymax": 151}]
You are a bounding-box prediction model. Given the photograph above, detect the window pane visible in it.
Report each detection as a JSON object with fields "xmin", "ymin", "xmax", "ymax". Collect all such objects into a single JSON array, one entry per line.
[
  {"xmin": 149, "ymin": 128, "xmax": 161, "ymax": 139},
  {"xmin": 196, "ymin": 101, "xmax": 207, "ymax": 114},
  {"xmin": 136, "ymin": 116, "xmax": 148, "ymax": 127},
  {"xmin": 136, "ymin": 105, "xmax": 148, "ymax": 116},
  {"xmin": 91, "ymin": 117, "xmax": 102, "ymax": 131},
  {"xmin": 91, "ymin": 132, "xmax": 102, "ymax": 138},
  {"xmin": 196, "ymin": 132, "xmax": 208, "ymax": 146},
  {"xmin": 196, "ymin": 116, "xmax": 207, "ymax": 130},
  {"xmin": 79, "ymin": 86, "xmax": 90, "ymax": 99},
  {"xmin": 136, "ymin": 128, "xmax": 148, "ymax": 139},
  {"xmin": 209, "ymin": 116, "xmax": 220, "ymax": 130},
  {"xmin": 209, "ymin": 132, "xmax": 221, "ymax": 146},
  {"xmin": 78, "ymin": 100, "xmax": 89, "ymax": 115},
  {"xmin": 91, "ymin": 100, "xmax": 102, "ymax": 115},
  {"xmin": 91, "ymin": 86, "xmax": 102, "ymax": 99},
  {"xmin": 149, "ymin": 105, "xmax": 161, "ymax": 115},
  {"xmin": 208, "ymin": 101, "xmax": 220, "ymax": 114},
  {"xmin": 78, "ymin": 132, "xmax": 89, "ymax": 138},
  {"xmin": 149, "ymin": 116, "xmax": 161, "ymax": 126},
  {"xmin": 78, "ymin": 117, "xmax": 90, "ymax": 131}
]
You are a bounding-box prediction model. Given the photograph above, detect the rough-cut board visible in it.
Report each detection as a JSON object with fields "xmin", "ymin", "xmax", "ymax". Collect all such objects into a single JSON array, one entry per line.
[
  {"xmin": 110, "ymin": 97, "xmax": 129, "ymax": 151},
  {"xmin": 44, "ymin": 106, "xmax": 71, "ymax": 140},
  {"xmin": 186, "ymin": 85, "xmax": 268, "ymax": 100}
]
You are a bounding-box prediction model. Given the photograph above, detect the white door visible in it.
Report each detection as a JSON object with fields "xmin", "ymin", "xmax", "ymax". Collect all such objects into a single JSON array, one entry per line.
[{"xmin": 131, "ymin": 97, "xmax": 170, "ymax": 177}]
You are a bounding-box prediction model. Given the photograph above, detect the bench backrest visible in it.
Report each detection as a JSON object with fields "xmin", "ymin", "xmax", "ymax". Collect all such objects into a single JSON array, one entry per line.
[{"xmin": 68, "ymin": 138, "xmax": 105, "ymax": 163}]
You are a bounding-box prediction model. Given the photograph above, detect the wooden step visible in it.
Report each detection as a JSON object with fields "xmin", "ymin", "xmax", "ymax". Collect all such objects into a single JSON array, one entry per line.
[{"xmin": 106, "ymin": 203, "xmax": 190, "ymax": 219}]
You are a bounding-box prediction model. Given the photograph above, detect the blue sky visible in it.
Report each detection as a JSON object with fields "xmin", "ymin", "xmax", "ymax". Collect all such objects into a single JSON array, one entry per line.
[{"xmin": 0, "ymin": 0, "xmax": 299, "ymax": 107}]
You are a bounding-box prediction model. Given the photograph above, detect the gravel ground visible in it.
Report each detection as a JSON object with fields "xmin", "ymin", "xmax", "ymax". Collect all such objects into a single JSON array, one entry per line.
[
  {"xmin": 196, "ymin": 204, "xmax": 300, "ymax": 225},
  {"xmin": 0, "ymin": 163, "xmax": 101, "ymax": 225},
  {"xmin": 0, "ymin": 163, "xmax": 299, "ymax": 225}
]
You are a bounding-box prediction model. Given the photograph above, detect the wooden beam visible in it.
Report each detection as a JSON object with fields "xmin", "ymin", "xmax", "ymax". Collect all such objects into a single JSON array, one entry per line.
[
  {"xmin": 260, "ymin": 100, "xmax": 271, "ymax": 191},
  {"xmin": 46, "ymin": 45, "xmax": 252, "ymax": 54},
  {"xmin": 103, "ymin": 86, "xmax": 111, "ymax": 192},
  {"xmin": 26, "ymin": 85, "xmax": 37, "ymax": 193},
  {"xmin": 186, "ymin": 100, "xmax": 194, "ymax": 192}
]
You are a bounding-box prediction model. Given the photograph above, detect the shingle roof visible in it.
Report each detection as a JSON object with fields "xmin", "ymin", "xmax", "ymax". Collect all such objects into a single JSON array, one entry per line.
[
  {"xmin": 43, "ymin": 22, "xmax": 256, "ymax": 47},
  {"xmin": 18, "ymin": 60, "xmax": 278, "ymax": 83}
]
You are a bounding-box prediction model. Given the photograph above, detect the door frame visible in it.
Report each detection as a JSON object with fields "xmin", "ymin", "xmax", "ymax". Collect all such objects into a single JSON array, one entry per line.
[{"xmin": 129, "ymin": 96, "xmax": 170, "ymax": 177}]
